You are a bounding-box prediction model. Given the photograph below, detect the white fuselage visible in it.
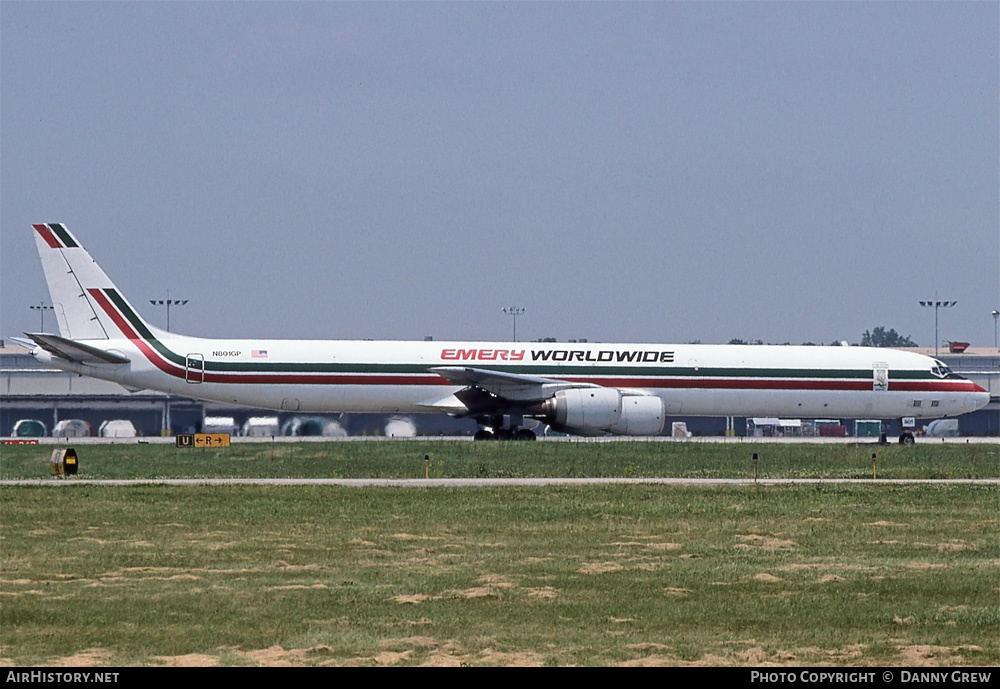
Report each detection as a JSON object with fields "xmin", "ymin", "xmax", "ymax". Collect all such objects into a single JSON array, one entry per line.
[
  {"xmin": 33, "ymin": 335, "xmax": 990, "ymax": 420},
  {"xmin": 28, "ymin": 222, "xmax": 991, "ymax": 434}
]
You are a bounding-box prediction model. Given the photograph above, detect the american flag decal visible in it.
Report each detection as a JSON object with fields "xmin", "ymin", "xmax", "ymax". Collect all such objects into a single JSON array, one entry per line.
[{"xmin": 252, "ymin": 349, "xmax": 268, "ymax": 358}]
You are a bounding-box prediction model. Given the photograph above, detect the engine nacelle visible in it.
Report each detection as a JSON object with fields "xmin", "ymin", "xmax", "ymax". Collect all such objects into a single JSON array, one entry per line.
[
  {"xmin": 609, "ymin": 395, "xmax": 665, "ymax": 435},
  {"xmin": 539, "ymin": 389, "xmax": 666, "ymax": 436},
  {"xmin": 540, "ymin": 388, "xmax": 622, "ymax": 431}
]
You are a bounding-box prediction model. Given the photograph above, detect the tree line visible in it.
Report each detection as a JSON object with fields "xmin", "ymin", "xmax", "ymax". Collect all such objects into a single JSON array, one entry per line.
[{"xmin": 532, "ymin": 327, "xmax": 918, "ymax": 347}]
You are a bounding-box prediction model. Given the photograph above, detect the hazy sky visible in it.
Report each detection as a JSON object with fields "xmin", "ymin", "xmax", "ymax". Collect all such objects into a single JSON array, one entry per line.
[{"xmin": 2, "ymin": 2, "xmax": 998, "ymax": 348}]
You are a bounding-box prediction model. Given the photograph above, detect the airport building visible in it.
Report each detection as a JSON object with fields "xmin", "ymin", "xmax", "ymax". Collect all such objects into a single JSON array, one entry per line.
[{"xmin": 2, "ymin": 340, "xmax": 996, "ymax": 438}]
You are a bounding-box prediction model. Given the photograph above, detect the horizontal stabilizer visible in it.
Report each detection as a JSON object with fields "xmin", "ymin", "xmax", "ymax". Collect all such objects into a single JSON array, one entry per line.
[{"xmin": 25, "ymin": 332, "xmax": 130, "ymax": 365}]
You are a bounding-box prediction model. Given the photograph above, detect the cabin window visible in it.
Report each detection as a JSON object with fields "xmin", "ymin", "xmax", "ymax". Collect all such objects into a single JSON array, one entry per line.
[
  {"xmin": 912, "ymin": 400, "xmax": 922, "ymax": 408},
  {"xmin": 931, "ymin": 400, "xmax": 940, "ymax": 407}
]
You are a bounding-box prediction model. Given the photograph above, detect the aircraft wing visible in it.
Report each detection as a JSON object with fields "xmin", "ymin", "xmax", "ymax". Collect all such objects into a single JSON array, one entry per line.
[
  {"xmin": 24, "ymin": 332, "xmax": 130, "ymax": 365},
  {"xmin": 430, "ymin": 366, "xmax": 596, "ymax": 403},
  {"xmin": 426, "ymin": 366, "xmax": 665, "ymax": 437}
]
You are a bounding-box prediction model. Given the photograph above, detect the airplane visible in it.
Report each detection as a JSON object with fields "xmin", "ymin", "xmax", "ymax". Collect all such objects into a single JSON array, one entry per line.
[{"xmin": 22, "ymin": 223, "xmax": 990, "ymax": 443}]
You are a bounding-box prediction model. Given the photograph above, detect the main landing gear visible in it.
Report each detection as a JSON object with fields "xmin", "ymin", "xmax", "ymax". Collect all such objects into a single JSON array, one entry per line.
[
  {"xmin": 473, "ymin": 413, "xmax": 538, "ymax": 441},
  {"xmin": 898, "ymin": 431, "xmax": 915, "ymax": 445},
  {"xmin": 474, "ymin": 428, "xmax": 537, "ymax": 441}
]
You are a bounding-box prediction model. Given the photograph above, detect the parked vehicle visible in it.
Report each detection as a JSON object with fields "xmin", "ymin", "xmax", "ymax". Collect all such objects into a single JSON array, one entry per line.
[
  {"xmin": 99, "ymin": 419, "xmax": 137, "ymax": 437},
  {"xmin": 53, "ymin": 419, "xmax": 92, "ymax": 437},
  {"xmin": 12, "ymin": 419, "xmax": 46, "ymax": 437}
]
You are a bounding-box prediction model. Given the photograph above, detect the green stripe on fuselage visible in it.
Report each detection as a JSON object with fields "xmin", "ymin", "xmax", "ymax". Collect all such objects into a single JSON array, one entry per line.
[
  {"xmin": 102, "ymin": 290, "xmax": 941, "ymax": 381},
  {"xmin": 105, "ymin": 289, "xmax": 185, "ymax": 366}
]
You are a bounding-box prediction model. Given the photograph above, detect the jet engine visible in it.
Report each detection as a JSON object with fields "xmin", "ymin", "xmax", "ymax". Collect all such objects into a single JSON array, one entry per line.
[
  {"xmin": 539, "ymin": 388, "xmax": 665, "ymax": 436},
  {"xmin": 610, "ymin": 395, "xmax": 665, "ymax": 435}
]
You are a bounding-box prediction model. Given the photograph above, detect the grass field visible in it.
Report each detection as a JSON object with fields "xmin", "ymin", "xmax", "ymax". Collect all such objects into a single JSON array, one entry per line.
[
  {"xmin": 1, "ymin": 441, "xmax": 998, "ymax": 666},
  {"xmin": 1, "ymin": 439, "xmax": 997, "ymax": 480}
]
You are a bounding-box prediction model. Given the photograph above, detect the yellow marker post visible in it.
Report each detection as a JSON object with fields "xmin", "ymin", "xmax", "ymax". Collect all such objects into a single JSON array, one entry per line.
[
  {"xmin": 752, "ymin": 453, "xmax": 758, "ymax": 483},
  {"xmin": 872, "ymin": 453, "xmax": 877, "ymax": 480},
  {"xmin": 49, "ymin": 448, "xmax": 79, "ymax": 476},
  {"xmin": 424, "ymin": 454, "xmax": 430, "ymax": 479}
]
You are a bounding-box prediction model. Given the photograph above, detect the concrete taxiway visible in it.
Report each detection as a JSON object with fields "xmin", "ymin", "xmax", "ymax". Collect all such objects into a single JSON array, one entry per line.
[{"xmin": 3, "ymin": 477, "xmax": 997, "ymax": 487}]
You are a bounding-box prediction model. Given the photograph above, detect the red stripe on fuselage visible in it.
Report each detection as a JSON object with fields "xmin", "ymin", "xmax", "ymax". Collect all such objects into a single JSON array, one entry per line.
[
  {"xmin": 889, "ymin": 381, "xmax": 984, "ymax": 393},
  {"xmin": 561, "ymin": 377, "xmax": 982, "ymax": 393},
  {"xmin": 566, "ymin": 377, "xmax": 869, "ymax": 391},
  {"xmin": 33, "ymin": 224, "xmax": 62, "ymax": 248},
  {"xmin": 87, "ymin": 288, "xmax": 187, "ymax": 378},
  {"xmin": 198, "ymin": 373, "xmax": 450, "ymax": 386},
  {"xmin": 87, "ymin": 289, "xmax": 454, "ymax": 386},
  {"xmin": 84, "ymin": 288, "xmax": 982, "ymax": 394}
]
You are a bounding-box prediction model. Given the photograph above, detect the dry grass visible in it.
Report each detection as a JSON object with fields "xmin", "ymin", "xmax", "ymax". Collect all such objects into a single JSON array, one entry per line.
[{"xmin": 2, "ymin": 482, "xmax": 997, "ymax": 666}]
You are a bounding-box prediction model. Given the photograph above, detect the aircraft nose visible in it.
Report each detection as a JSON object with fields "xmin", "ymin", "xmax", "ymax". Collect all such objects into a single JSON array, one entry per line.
[{"xmin": 969, "ymin": 383, "xmax": 991, "ymax": 411}]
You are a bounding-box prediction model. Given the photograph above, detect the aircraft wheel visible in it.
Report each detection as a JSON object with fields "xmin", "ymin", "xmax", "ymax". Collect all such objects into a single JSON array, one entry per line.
[
  {"xmin": 898, "ymin": 431, "xmax": 915, "ymax": 445},
  {"xmin": 474, "ymin": 430, "xmax": 494, "ymax": 441},
  {"xmin": 516, "ymin": 429, "xmax": 536, "ymax": 441}
]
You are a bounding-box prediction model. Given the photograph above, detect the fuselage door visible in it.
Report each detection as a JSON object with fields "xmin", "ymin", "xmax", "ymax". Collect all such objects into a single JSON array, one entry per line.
[{"xmin": 186, "ymin": 353, "xmax": 205, "ymax": 384}]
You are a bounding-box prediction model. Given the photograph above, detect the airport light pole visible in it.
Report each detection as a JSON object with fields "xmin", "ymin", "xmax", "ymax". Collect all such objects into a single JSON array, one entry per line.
[
  {"xmin": 29, "ymin": 303, "xmax": 53, "ymax": 332},
  {"xmin": 150, "ymin": 292, "xmax": 188, "ymax": 332},
  {"xmin": 502, "ymin": 306, "xmax": 525, "ymax": 342},
  {"xmin": 918, "ymin": 298, "xmax": 956, "ymax": 359},
  {"xmin": 992, "ymin": 309, "xmax": 999, "ymax": 350}
]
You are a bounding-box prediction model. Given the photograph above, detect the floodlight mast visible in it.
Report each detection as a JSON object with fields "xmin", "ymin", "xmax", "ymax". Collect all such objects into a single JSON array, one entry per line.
[
  {"xmin": 918, "ymin": 299, "xmax": 956, "ymax": 358},
  {"xmin": 29, "ymin": 302, "xmax": 53, "ymax": 331},
  {"xmin": 502, "ymin": 306, "xmax": 525, "ymax": 342},
  {"xmin": 149, "ymin": 293, "xmax": 188, "ymax": 332}
]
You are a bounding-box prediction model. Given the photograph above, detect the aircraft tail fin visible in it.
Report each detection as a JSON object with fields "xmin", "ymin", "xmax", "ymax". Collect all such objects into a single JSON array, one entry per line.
[{"xmin": 32, "ymin": 224, "xmax": 165, "ymax": 341}]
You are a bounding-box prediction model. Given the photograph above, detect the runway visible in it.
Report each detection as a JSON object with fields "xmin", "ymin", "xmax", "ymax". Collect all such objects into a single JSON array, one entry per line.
[{"xmin": 3, "ymin": 477, "xmax": 998, "ymax": 487}]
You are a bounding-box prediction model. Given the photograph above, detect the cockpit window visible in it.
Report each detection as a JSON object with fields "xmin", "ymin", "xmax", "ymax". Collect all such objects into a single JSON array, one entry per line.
[{"xmin": 931, "ymin": 361, "xmax": 955, "ymax": 378}]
